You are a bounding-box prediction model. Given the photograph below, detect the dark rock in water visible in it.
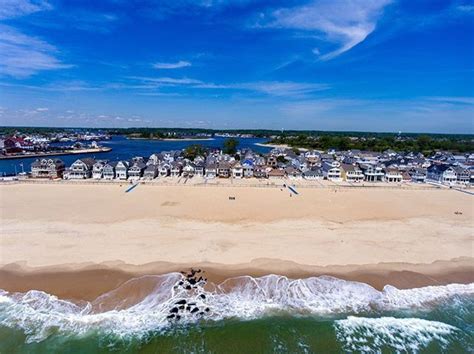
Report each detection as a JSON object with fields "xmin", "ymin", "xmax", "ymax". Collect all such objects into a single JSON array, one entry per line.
[
  {"xmin": 205, "ymin": 307, "xmax": 210, "ymax": 312},
  {"xmin": 178, "ymin": 281, "xmax": 183, "ymax": 286},
  {"xmin": 176, "ymin": 315, "xmax": 181, "ymax": 320},
  {"xmin": 175, "ymin": 299, "xmax": 187, "ymax": 305},
  {"xmin": 191, "ymin": 307, "xmax": 199, "ymax": 313},
  {"xmin": 170, "ymin": 307, "xmax": 179, "ymax": 313},
  {"xmin": 199, "ymin": 312, "xmax": 204, "ymax": 316},
  {"xmin": 199, "ymin": 294, "xmax": 206, "ymax": 299},
  {"xmin": 186, "ymin": 285, "xmax": 192, "ymax": 290},
  {"xmin": 179, "ymin": 305, "xmax": 185, "ymax": 310},
  {"xmin": 167, "ymin": 314, "xmax": 175, "ymax": 319},
  {"xmin": 189, "ymin": 278, "xmax": 196, "ymax": 285},
  {"xmin": 188, "ymin": 302, "xmax": 196, "ymax": 306}
]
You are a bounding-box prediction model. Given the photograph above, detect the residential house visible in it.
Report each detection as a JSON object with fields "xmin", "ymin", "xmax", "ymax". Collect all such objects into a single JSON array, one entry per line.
[
  {"xmin": 92, "ymin": 160, "xmax": 107, "ymax": 179},
  {"xmin": 205, "ymin": 163, "xmax": 217, "ymax": 178},
  {"xmin": 454, "ymin": 167, "xmax": 470, "ymax": 184},
  {"xmin": 409, "ymin": 168, "xmax": 427, "ymax": 183},
  {"xmin": 102, "ymin": 161, "xmax": 118, "ymax": 180},
  {"xmin": 143, "ymin": 164, "xmax": 158, "ymax": 179},
  {"xmin": 66, "ymin": 158, "xmax": 95, "ymax": 179},
  {"xmin": 427, "ymin": 164, "xmax": 457, "ymax": 184},
  {"xmin": 360, "ymin": 164, "xmax": 385, "ymax": 182},
  {"xmin": 285, "ymin": 166, "xmax": 302, "ymax": 179},
  {"xmin": 194, "ymin": 162, "xmax": 205, "ymax": 177},
  {"xmin": 268, "ymin": 168, "xmax": 286, "ymax": 179},
  {"xmin": 115, "ymin": 160, "xmax": 130, "ymax": 180},
  {"xmin": 128, "ymin": 161, "xmax": 146, "ymax": 180},
  {"xmin": 170, "ymin": 162, "xmax": 182, "ymax": 177},
  {"xmin": 242, "ymin": 160, "xmax": 254, "ymax": 178},
  {"xmin": 217, "ymin": 161, "xmax": 231, "ymax": 178},
  {"xmin": 267, "ymin": 155, "xmax": 278, "ymax": 167},
  {"xmin": 322, "ymin": 162, "xmax": 342, "ymax": 181},
  {"xmin": 253, "ymin": 166, "xmax": 268, "ymax": 179},
  {"xmin": 303, "ymin": 167, "xmax": 323, "ymax": 179},
  {"xmin": 232, "ymin": 162, "xmax": 244, "ymax": 178},
  {"xmin": 183, "ymin": 163, "xmax": 196, "ymax": 178},
  {"xmin": 341, "ymin": 164, "xmax": 364, "ymax": 182},
  {"xmin": 158, "ymin": 162, "xmax": 170, "ymax": 177},
  {"xmin": 31, "ymin": 158, "xmax": 65, "ymax": 178},
  {"xmin": 384, "ymin": 167, "xmax": 403, "ymax": 183}
]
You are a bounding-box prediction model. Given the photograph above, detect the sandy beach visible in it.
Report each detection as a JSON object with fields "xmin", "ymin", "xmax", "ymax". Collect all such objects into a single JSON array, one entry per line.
[{"xmin": 0, "ymin": 182, "xmax": 473, "ymax": 299}]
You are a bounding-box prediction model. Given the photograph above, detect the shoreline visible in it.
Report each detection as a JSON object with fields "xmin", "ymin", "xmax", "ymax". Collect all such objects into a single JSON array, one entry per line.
[
  {"xmin": 254, "ymin": 142, "xmax": 310, "ymax": 151},
  {"xmin": 0, "ymin": 258, "xmax": 472, "ymax": 301},
  {"xmin": 127, "ymin": 137, "xmax": 215, "ymax": 141},
  {"xmin": 0, "ymin": 147, "xmax": 112, "ymax": 160}
]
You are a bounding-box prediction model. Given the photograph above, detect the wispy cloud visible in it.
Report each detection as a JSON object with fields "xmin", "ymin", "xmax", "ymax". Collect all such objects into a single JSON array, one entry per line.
[
  {"xmin": 153, "ymin": 60, "xmax": 192, "ymax": 69},
  {"xmin": 0, "ymin": 0, "xmax": 52, "ymax": 20},
  {"xmin": 0, "ymin": 25, "xmax": 72, "ymax": 78},
  {"xmin": 259, "ymin": 0, "xmax": 392, "ymax": 60}
]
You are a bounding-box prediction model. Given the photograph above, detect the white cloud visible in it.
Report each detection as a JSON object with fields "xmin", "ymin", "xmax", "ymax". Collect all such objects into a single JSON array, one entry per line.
[
  {"xmin": 153, "ymin": 60, "xmax": 192, "ymax": 69},
  {"xmin": 35, "ymin": 107, "xmax": 48, "ymax": 111},
  {"xmin": 236, "ymin": 81, "xmax": 329, "ymax": 97},
  {"xmin": 260, "ymin": 0, "xmax": 391, "ymax": 60},
  {"xmin": 0, "ymin": 0, "xmax": 52, "ymax": 20},
  {"xmin": 0, "ymin": 25, "xmax": 71, "ymax": 78}
]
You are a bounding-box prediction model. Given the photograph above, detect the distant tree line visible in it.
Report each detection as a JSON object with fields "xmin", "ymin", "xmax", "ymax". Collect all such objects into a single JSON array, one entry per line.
[{"xmin": 268, "ymin": 134, "xmax": 474, "ymax": 154}]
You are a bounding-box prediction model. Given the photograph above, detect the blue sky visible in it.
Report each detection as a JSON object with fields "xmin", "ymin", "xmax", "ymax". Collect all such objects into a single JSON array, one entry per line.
[{"xmin": 0, "ymin": 0, "xmax": 473, "ymax": 133}]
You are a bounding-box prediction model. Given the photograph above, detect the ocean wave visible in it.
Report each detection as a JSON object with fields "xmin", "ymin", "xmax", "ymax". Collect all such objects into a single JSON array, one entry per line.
[
  {"xmin": 0, "ymin": 273, "xmax": 472, "ymax": 343},
  {"xmin": 335, "ymin": 316, "xmax": 459, "ymax": 352}
]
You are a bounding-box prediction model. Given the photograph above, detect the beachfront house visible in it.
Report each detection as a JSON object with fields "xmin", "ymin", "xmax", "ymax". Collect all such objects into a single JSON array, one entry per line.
[
  {"xmin": 115, "ymin": 160, "xmax": 130, "ymax": 180},
  {"xmin": 147, "ymin": 153, "xmax": 161, "ymax": 166},
  {"xmin": 427, "ymin": 164, "xmax": 457, "ymax": 184},
  {"xmin": 341, "ymin": 164, "xmax": 364, "ymax": 182},
  {"xmin": 285, "ymin": 166, "xmax": 302, "ymax": 179},
  {"xmin": 409, "ymin": 168, "xmax": 427, "ymax": 183},
  {"xmin": 182, "ymin": 163, "xmax": 196, "ymax": 178},
  {"xmin": 232, "ymin": 162, "xmax": 244, "ymax": 179},
  {"xmin": 102, "ymin": 161, "xmax": 118, "ymax": 180},
  {"xmin": 205, "ymin": 163, "xmax": 217, "ymax": 178},
  {"xmin": 454, "ymin": 167, "xmax": 471, "ymax": 184},
  {"xmin": 66, "ymin": 158, "xmax": 95, "ymax": 179},
  {"xmin": 128, "ymin": 161, "xmax": 146, "ymax": 180},
  {"xmin": 158, "ymin": 163, "xmax": 170, "ymax": 177},
  {"xmin": 253, "ymin": 166, "xmax": 269, "ymax": 179},
  {"xmin": 92, "ymin": 160, "xmax": 107, "ymax": 179},
  {"xmin": 303, "ymin": 167, "xmax": 323, "ymax": 179},
  {"xmin": 384, "ymin": 167, "xmax": 403, "ymax": 183},
  {"xmin": 217, "ymin": 161, "xmax": 231, "ymax": 178},
  {"xmin": 268, "ymin": 168, "xmax": 285, "ymax": 179},
  {"xmin": 360, "ymin": 164, "xmax": 385, "ymax": 182},
  {"xmin": 31, "ymin": 158, "xmax": 65, "ymax": 179},
  {"xmin": 143, "ymin": 164, "xmax": 158, "ymax": 179},
  {"xmin": 322, "ymin": 162, "xmax": 342, "ymax": 181},
  {"xmin": 242, "ymin": 160, "xmax": 254, "ymax": 178},
  {"xmin": 170, "ymin": 162, "xmax": 182, "ymax": 177},
  {"xmin": 194, "ymin": 162, "xmax": 205, "ymax": 177}
]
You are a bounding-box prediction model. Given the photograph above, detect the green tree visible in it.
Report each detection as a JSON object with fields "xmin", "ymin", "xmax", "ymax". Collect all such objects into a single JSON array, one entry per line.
[
  {"xmin": 183, "ymin": 144, "xmax": 205, "ymax": 160},
  {"xmin": 223, "ymin": 138, "xmax": 239, "ymax": 155}
]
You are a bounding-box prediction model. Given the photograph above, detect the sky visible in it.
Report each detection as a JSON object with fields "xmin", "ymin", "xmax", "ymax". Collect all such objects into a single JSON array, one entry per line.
[{"xmin": 0, "ymin": 0, "xmax": 473, "ymax": 133}]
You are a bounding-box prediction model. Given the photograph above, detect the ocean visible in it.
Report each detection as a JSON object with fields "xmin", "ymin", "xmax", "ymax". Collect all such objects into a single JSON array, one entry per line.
[
  {"xmin": 0, "ymin": 136, "xmax": 272, "ymax": 175},
  {"xmin": 0, "ymin": 273, "xmax": 472, "ymax": 353}
]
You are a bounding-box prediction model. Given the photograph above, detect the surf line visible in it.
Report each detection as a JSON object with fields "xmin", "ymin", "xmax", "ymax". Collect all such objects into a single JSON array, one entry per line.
[{"xmin": 125, "ymin": 182, "xmax": 139, "ymax": 193}]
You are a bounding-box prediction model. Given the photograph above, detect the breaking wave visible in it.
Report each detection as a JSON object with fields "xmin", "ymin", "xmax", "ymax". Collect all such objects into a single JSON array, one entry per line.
[
  {"xmin": 0, "ymin": 273, "xmax": 472, "ymax": 343},
  {"xmin": 335, "ymin": 316, "xmax": 459, "ymax": 352}
]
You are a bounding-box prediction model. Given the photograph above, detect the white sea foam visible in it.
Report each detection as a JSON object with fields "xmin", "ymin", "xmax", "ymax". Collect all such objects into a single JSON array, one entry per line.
[
  {"xmin": 0, "ymin": 274, "xmax": 472, "ymax": 343},
  {"xmin": 335, "ymin": 316, "xmax": 459, "ymax": 352}
]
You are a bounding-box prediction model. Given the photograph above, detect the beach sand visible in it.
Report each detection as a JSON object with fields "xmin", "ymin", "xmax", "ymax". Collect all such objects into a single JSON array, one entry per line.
[{"xmin": 0, "ymin": 182, "xmax": 473, "ymax": 299}]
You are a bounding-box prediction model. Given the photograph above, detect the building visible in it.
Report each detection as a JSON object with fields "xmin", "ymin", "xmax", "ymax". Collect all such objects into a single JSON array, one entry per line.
[
  {"xmin": 143, "ymin": 164, "xmax": 158, "ymax": 179},
  {"xmin": 303, "ymin": 168, "xmax": 323, "ymax": 179},
  {"xmin": 268, "ymin": 168, "xmax": 285, "ymax": 179},
  {"xmin": 102, "ymin": 161, "xmax": 118, "ymax": 180},
  {"xmin": 205, "ymin": 163, "xmax": 217, "ymax": 178},
  {"xmin": 360, "ymin": 164, "xmax": 385, "ymax": 182},
  {"xmin": 322, "ymin": 162, "xmax": 342, "ymax": 181},
  {"xmin": 128, "ymin": 161, "xmax": 146, "ymax": 180},
  {"xmin": 158, "ymin": 163, "xmax": 170, "ymax": 177},
  {"xmin": 217, "ymin": 161, "xmax": 231, "ymax": 178},
  {"xmin": 384, "ymin": 167, "xmax": 403, "ymax": 183},
  {"xmin": 454, "ymin": 167, "xmax": 470, "ymax": 184},
  {"xmin": 31, "ymin": 158, "xmax": 65, "ymax": 178},
  {"xmin": 92, "ymin": 160, "xmax": 107, "ymax": 179},
  {"xmin": 341, "ymin": 164, "xmax": 364, "ymax": 182},
  {"xmin": 427, "ymin": 164, "xmax": 457, "ymax": 184},
  {"xmin": 183, "ymin": 163, "xmax": 196, "ymax": 178},
  {"xmin": 232, "ymin": 162, "xmax": 244, "ymax": 179},
  {"xmin": 66, "ymin": 158, "xmax": 95, "ymax": 179},
  {"xmin": 115, "ymin": 161, "xmax": 130, "ymax": 180},
  {"xmin": 170, "ymin": 162, "xmax": 182, "ymax": 177}
]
